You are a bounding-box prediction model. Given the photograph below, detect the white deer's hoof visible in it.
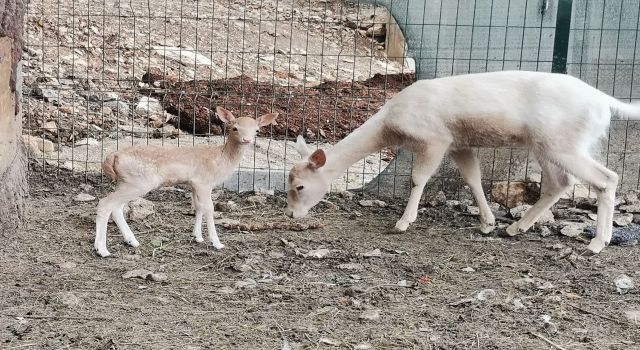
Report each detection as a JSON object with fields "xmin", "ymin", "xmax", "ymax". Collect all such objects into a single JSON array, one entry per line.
[
  {"xmin": 586, "ymin": 239, "xmax": 607, "ymax": 255},
  {"xmin": 393, "ymin": 219, "xmax": 410, "ymax": 232},
  {"xmin": 480, "ymin": 222, "xmax": 496, "ymax": 234},
  {"xmin": 505, "ymin": 223, "xmax": 522, "ymax": 236},
  {"xmin": 212, "ymin": 243, "xmax": 225, "ymax": 250},
  {"xmin": 194, "ymin": 236, "xmax": 204, "ymax": 243},
  {"xmin": 95, "ymin": 247, "xmax": 111, "ymax": 257}
]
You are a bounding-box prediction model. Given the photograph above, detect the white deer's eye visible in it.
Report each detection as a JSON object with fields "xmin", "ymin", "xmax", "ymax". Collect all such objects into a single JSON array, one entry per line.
[
  {"xmin": 232, "ymin": 127, "xmax": 238, "ymax": 132},
  {"xmin": 296, "ymin": 185, "xmax": 304, "ymax": 191}
]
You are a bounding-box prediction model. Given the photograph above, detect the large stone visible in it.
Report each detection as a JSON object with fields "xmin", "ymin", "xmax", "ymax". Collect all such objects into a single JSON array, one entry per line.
[
  {"xmin": 135, "ymin": 96, "xmax": 164, "ymax": 115},
  {"xmin": 22, "ymin": 135, "xmax": 54, "ymax": 154},
  {"xmin": 126, "ymin": 198, "xmax": 155, "ymax": 221},
  {"xmin": 510, "ymin": 204, "xmax": 554, "ymax": 224},
  {"xmin": 492, "ymin": 181, "xmax": 539, "ymax": 209}
]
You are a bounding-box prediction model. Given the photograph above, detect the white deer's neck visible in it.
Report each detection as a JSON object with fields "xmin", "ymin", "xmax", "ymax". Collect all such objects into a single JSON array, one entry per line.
[{"xmin": 323, "ymin": 114, "xmax": 389, "ymax": 180}]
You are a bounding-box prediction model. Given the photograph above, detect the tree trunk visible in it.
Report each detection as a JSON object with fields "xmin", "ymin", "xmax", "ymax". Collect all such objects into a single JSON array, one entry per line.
[{"xmin": 0, "ymin": 0, "xmax": 28, "ymax": 233}]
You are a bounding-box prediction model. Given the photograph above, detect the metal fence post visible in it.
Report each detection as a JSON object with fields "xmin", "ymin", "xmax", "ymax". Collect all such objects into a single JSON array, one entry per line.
[{"xmin": 552, "ymin": 0, "xmax": 573, "ymax": 73}]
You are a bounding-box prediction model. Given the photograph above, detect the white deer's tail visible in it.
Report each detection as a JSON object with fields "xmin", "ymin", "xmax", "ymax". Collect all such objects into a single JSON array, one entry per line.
[{"xmin": 610, "ymin": 99, "xmax": 640, "ymax": 120}]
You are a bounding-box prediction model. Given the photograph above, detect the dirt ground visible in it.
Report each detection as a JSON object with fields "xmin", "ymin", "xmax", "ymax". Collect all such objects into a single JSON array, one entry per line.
[{"xmin": 1, "ymin": 166, "xmax": 639, "ymax": 350}]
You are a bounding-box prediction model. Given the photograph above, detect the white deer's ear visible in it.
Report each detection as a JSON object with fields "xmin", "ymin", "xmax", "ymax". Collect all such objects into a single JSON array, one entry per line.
[{"xmin": 294, "ymin": 135, "xmax": 310, "ymax": 158}]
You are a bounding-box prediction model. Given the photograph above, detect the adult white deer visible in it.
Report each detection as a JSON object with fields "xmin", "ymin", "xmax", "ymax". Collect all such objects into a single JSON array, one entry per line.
[{"xmin": 285, "ymin": 70, "xmax": 640, "ymax": 254}]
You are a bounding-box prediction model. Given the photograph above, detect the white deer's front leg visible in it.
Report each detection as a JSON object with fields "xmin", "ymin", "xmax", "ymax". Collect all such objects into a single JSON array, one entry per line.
[
  {"xmin": 205, "ymin": 210, "xmax": 224, "ymax": 249},
  {"xmin": 393, "ymin": 143, "xmax": 449, "ymax": 233}
]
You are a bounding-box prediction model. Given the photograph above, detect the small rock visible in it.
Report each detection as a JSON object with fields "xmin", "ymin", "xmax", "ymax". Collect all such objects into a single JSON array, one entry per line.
[
  {"xmin": 359, "ymin": 309, "xmax": 380, "ymax": 321},
  {"xmin": 122, "ymin": 269, "xmax": 153, "ymax": 279},
  {"xmin": 511, "ymin": 298, "xmax": 525, "ymax": 310},
  {"xmin": 246, "ymin": 195, "xmax": 267, "ymax": 205},
  {"xmin": 73, "ymin": 193, "xmax": 96, "ymax": 202},
  {"xmin": 444, "ymin": 200, "xmax": 461, "ymax": 208},
  {"xmin": 135, "ymin": 96, "xmax": 164, "ymax": 115},
  {"xmin": 359, "ymin": 199, "xmax": 387, "ymax": 207},
  {"xmin": 104, "ymin": 99, "xmax": 130, "ymax": 117},
  {"xmin": 215, "ymin": 200, "xmax": 239, "ymax": 212},
  {"xmin": 427, "ymin": 191, "xmax": 447, "ymax": 207},
  {"xmin": 148, "ymin": 273, "xmax": 167, "ymax": 282},
  {"xmin": 539, "ymin": 226, "xmax": 554, "ymax": 237},
  {"xmin": 354, "ymin": 343, "xmax": 373, "ymax": 350},
  {"xmin": 614, "ymin": 213, "xmax": 634, "ymax": 227},
  {"xmin": 234, "ymin": 278, "xmax": 257, "ymax": 289},
  {"xmin": 58, "ymin": 262, "xmax": 76, "ymax": 269},
  {"xmin": 623, "ymin": 191, "xmax": 640, "ymax": 205},
  {"xmin": 74, "ymin": 138, "xmax": 100, "ymax": 147},
  {"xmin": 59, "ymin": 292, "xmax": 81, "ymax": 306},
  {"xmin": 461, "ymin": 267, "xmax": 475, "ymax": 273},
  {"xmin": 337, "ymin": 190, "xmax": 354, "ymax": 200},
  {"xmin": 319, "ymin": 338, "xmax": 340, "ymax": 346},
  {"xmin": 476, "ymin": 289, "xmax": 496, "ymax": 301},
  {"xmin": 304, "ymin": 248, "xmax": 330, "ymax": 259},
  {"xmin": 624, "ymin": 310, "xmax": 640, "ymax": 322},
  {"xmin": 620, "ymin": 203, "xmax": 640, "ymax": 214},
  {"xmin": 216, "ymin": 286, "xmax": 236, "ymax": 294},
  {"xmin": 22, "ymin": 135, "xmax": 54, "ymax": 154},
  {"xmin": 128, "ymin": 198, "xmax": 155, "ymax": 221},
  {"xmin": 511, "ymin": 204, "xmax": 554, "ymax": 224},
  {"xmin": 42, "ymin": 121, "xmax": 57, "ymax": 132},
  {"xmin": 337, "ymin": 263, "xmax": 363, "ymax": 271},
  {"xmin": 466, "ymin": 206, "xmax": 480, "ymax": 215},
  {"xmin": 560, "ymin": 222, "xmax": 588, "ymax": 238},
  {"xmin": 363, "ymin": 248, "xmax": 381, "ymax": 258},
  {"xmin": 614, "ymin": 274, "xmax": 635, "ymax": 294},
  {"xmin": 541, "ymin": 314, "xmax": 558, "ymax": 333}
]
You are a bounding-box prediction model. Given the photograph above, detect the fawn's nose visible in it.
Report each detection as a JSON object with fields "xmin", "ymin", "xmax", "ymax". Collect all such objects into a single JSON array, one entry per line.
[{"xmin": 242, "ymin": 138, "xmax": 253, "ymax": 144}]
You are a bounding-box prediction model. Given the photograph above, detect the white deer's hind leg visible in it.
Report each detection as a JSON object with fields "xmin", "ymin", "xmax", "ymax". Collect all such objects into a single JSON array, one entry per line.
[
  {"xmin": 506, "ymin": 160, "xmax": 573, "ymax": 236},
  {"xmin": 537, "ymin": 153, "xmax": 617, "ymax": 253},
  {"xmin": 394, "ymin": 142, "xmax": 449, "ymax": 232},
  {"xmin": 450, "ymin": 148, "xmax": 495, "ymax": 234}
]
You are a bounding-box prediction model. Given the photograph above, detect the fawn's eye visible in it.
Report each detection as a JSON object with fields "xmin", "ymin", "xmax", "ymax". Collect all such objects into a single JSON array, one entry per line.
[
  {"xmin": 232, "ymin": 127, "xmax": 238, "ymax": 132},
  {"xmin": 296, "ymin": 185, "xmax": 304, "ymax": 191}
]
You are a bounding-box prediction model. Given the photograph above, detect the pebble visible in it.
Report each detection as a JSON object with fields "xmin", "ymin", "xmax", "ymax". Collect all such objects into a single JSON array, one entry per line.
[
  {"xmin": 614, "ymin": 274, "xmax": 635, "ymax": 294},
  {"xmin": 614, "ymin": 213, "xmax": 634, "ymax": 227},
  {"xmin": 476, "ymin": 289, "xmax": 496, "ymax": 301},
  {"xmin": 304, "ymin": 248, "xmax": 330, "ymax": 259},
  {"xmin": 358, "ymin": 309, "xmax": 380, "ymax": 321},
  {"xmin": 73, "ymin": 193, "xmax": 96, "ymax": 202},
  {"xmin": 362, "ymin": 248, "xmax": 381, "ymax": 258},
  {"xmin": 359, "ymin": 199, "xmax": 387, "ymax": 207}
]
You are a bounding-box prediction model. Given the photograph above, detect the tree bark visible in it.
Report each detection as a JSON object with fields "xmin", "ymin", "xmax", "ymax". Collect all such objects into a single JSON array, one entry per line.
[{"xmin": 0, "ymin": 0, "xmax": 28, "ymax": 233}]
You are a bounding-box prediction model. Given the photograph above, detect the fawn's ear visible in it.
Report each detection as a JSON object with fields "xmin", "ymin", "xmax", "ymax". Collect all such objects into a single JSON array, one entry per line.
[
  {"xmin": 257, "ymin": 112, "xmax": 278, "ymax": 127},
  {"xmin": 295, "ymin": 135, "xmax": 310, "ymax": 158},
  {"xmin": 216, "ymin": 106, "xmax": 235, "ymax": 124},
  {"xmin": 308, "ymin": 149, "xmax": 326, "ymax": 170}
]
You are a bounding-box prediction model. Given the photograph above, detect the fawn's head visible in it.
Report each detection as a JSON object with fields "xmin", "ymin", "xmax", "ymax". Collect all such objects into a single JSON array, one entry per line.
[{"xmin": 216, "ymin": 106, "xmax": 278, "ymax": 145}]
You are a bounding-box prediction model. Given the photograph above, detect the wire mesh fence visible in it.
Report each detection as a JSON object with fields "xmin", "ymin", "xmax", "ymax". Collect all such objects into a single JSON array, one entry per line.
[{"xmin": 21, "ymin": 0, "xmax": 640, "ymax": 206}]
